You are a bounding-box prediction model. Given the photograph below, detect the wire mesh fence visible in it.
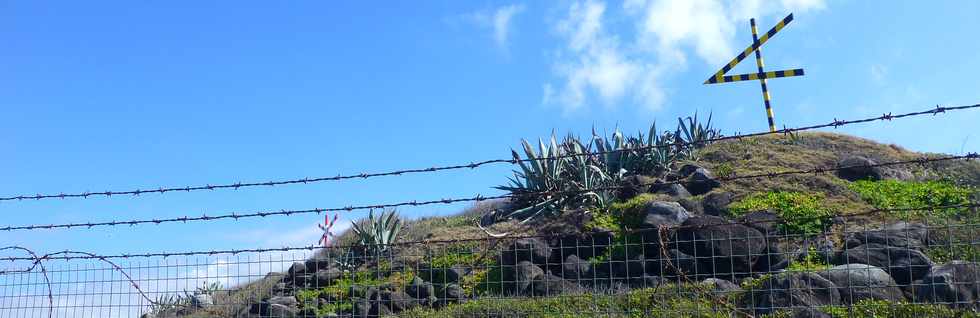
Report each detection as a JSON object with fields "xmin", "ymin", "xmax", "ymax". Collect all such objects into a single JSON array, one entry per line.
[{"xmin": 3, "ymin": 205, "xmax": 979, "ymax": 317}]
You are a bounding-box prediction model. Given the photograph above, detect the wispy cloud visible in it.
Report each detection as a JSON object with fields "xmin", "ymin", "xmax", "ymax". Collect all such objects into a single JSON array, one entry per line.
[
  {"xmin": 545, "ymin": 0, "xmax": 662, "ymax": 112},
  {"xmin": 544, "ymin": 0, "xmax": 827, "ymax": 113},
  {"xmin": 452, "ymin": 4, "xmax": 527, "ymax": 50}
]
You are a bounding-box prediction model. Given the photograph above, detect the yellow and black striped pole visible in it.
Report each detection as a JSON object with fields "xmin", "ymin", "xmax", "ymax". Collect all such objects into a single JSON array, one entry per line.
[
  {"xmin": 703, "ymin": 13, "xmax": 804, "ymax": 132},
  {"xmin": 751, "ymin": 18, "xmax": 776, "ymax": 132}
]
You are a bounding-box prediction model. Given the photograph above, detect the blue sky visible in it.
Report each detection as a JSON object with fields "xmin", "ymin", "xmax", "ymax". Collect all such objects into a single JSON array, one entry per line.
[{"xmin": 1, "ymin": 0, "xmax": 979, "ymax": 262}]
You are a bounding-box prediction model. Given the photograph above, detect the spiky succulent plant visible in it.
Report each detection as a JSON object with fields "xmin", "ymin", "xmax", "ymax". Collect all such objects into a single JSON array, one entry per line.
[{"xmin": 351, "ymin": 209, "xmax": 402, "ymax": 254}]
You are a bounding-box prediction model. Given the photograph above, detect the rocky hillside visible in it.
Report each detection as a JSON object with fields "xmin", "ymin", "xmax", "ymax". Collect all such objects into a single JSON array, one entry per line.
[{"xmin": 161, "ymin": 132, "xmax": 980, "ymax": 318}]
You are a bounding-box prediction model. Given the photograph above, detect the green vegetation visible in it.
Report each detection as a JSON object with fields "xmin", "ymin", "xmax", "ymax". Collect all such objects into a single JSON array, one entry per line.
[
  {"xmin": 926, "ymin": 243, "xmax": 980, "ymax": 264},
  {"xmin": 714, "ymin": 162, "xmax": 735, "ymax": 178},
  {"xmin": 785, "ymin": 247, "xmax": 831, "ymax": 272},
  {"xmin": 494, "ymin": 112, "xmax": 721, "ymax": 224},
  {"xmin": 295, "ymin": 269, "xmax": 415, "ymax": 315},
  {"xmin": 728, "ymin": 191, "xmax": 835, "ymax": 235},
  {"xmin": 399, "ymin": 286, "xmax": 728, "ymax": 318},
  {"xmin": 821, "ymin": 299, "xmax": 979, "ymax": 318},
  {"xmin": 849, "ymin": 180, "xmax": 979, "ymax": 263},
  {"xmin": 848, "ymin": 179, "xmax": 975, "ymax": 220},
  {"xmin": 148, "ymin": 281, "xmax": 223, "ymax": 316},
  {"xmin": 350, "ymin": 209, "xmax": 403, "ymax": 254},
  {"xmin": 739, "ymin": 274, "xmax": 773, "ymax": 291},
  {"xmin": 473, "ymin": 266, "xmax": 504, "ymax": 295}
]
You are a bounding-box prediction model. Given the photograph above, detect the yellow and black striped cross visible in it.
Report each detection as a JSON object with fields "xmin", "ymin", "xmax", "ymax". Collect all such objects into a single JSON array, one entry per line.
[{"xmin": 704, "ymin": 13, "xmax": 804, "ymax": 132}]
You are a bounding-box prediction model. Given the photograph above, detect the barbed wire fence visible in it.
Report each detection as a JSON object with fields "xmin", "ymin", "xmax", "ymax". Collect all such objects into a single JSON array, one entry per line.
[{"xmin": 0, "ymin": 102, "xmax": 979, "ymax": 317}]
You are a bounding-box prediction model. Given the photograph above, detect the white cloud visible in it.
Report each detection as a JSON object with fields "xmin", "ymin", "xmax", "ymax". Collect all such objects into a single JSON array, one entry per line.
[
  {"xmin": 546, "ymin": 0, "xmax": 660, "ymax": 112},
  {"xmin": 493, "ymin": 4, "xmax": 526, "ymax": 48},
  {"xmin": 455, "ymin": 4, "xmax": 527, "ymax": 50},
  {"xmin": 544, "ymin": 0, "xmax": 826, "ymax": 113}
]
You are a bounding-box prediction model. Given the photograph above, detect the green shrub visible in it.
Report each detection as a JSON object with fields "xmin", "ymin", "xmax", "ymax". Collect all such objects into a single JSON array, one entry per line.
[
  {"xmin": 740, "ymin": 274, "xmax": 773, "ymax": 291},
  {"xmin": 785, "ymin": 247, "xmax": 830, "ymax": 272},
  {"xmin": 714, "ymin": 162, "xmax": 735, "ymax": 178},
  {"xmin": 926, "ymin": 241, "xmax": 980, "ymax": 264},
  {"xmin": 473, "ymin": 266, "xmax": 504, "ymax": 295},
  {"xmin": 848, "ymin": 180, "xmax": 975, "ymax": 221},
  {"xmin": 821, "ymin": 299, "xmax": 978, "ymax": 317},
  {"xmin": 728, "ymin": 192, "xmax": 834, "ymax": 235}
]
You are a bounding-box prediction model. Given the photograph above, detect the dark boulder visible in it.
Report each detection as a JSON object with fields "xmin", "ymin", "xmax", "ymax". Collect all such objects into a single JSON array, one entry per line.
[
  {"xmin": 836, "ymin": 155, "xmax": 913, "ymax": 182},
  {"xmin": 836, "ymin": 155, "xmax": 881, "ymax": 181},
  {"xmin": 531, "ymin": 274, "xmax": 583, "ymax": 296},
  {"xmin": 267, "ymin": 303, "xmax": 299, "ymax": 318},
  {"xmin": 684, "ymin": 168, "xmax": 722, "ymax": 195},
  {"xmin": 746, "ymin": 272, "xmax": 841, "ymax": 315},
  {"xmin": 350, "ymin": 297, "xmax": 369, "ymax": 318},
  {"xmin": 702, "ymin": 192, "xmax": 734, "ymax": 216},
  {"xmin": 844, "ymin": 222, "xmax": 929, "ymax": 250},
  {"xmin": 677, "ymin": 198, "xmax": 703, "ymax": 215},
  {"xmin": 502, "ymin": 261, "xmax": 544, "ymax": 295},
  {"xmin": 619, "ymin": 175, "xmax": 658, "ymax": 200},
  {"xmin": 501, "ymin": 238, "xmax": 551, "ymax": 265},
  {"xmin": 304, "ymin": 256, "xmax": 332, "ymax": 272},
  {"xmin": 677, "ymin": 164, "xmax": 703, "ymax": 178},
  {"xmin": 653, "ymin": 183, "xmax": 692, "ymax": 198},
  {"xmin": 380, "ymin": 290, "xmax": 418, "ymax": 312},
  {"xmin": 628, "ymin": 275, "xmax": 664, "ymax": 289},
  {"xmin": 640, "ymin": 201, "xmax": 691, "ymax": 229},
  {"xmin": 610, "ymin": 254, "xmax": 647, "ymax": 280},
  {"xmin": 820, "ymin": 264, "xmax": 905, "ymax": 304},
  {"xmin": 738, "ymin": 210, "xmax": 782, "ymax": 236},
  {"xmin": 913, "ymin": 261, "xmax": 980, "ymax": 308},
  {"xmin": 287, "ymin": 262, "xmax": 307, "ymax": 278},
  {"xmin": 753, "ymin": 243, "xmax": 790, "ymax": 273},
  {"xmin": 560, "ymin": 254, "xmax": 592, "ymax": 281},
  {"xmin": 405, "ymin": 277, "xmax": 435, "ymax": 306},
  {"xmin": 675, "ymin": 216, "xmax": 767, "ymax": 278},
  {"xmin": 420, "ymin": 265, "xmax": 467, "ymax": 285},
  {"xmin": 267, "ymin": 296, "xmax": 298, "ymax": 307},
  {"xmin": 435, "ymin": 283, "xmax": 465, "ymax": 306},
  {"xmin": 314, "ymin": 267, "xmax": 344, "ymax": 287},
  {"xmin": 836, "ymin": 243, "xmax": 934, "ymax": 285},
  {"xmin": 644, "ymin": 249, "xmax": 698, "ymax": 278}
]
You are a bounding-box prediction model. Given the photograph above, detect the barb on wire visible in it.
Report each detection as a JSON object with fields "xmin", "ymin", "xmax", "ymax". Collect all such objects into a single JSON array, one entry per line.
[
  {"xmin": 2, "ymin": 202, "xmax": 977, "ymax": 262},
  {"xmin": 1, "ymin": 153, "xmax": 977, "ymax": 233},
  {"xmin": 1, "ymin": 103, "xmax": 978, "ymax": 203}
]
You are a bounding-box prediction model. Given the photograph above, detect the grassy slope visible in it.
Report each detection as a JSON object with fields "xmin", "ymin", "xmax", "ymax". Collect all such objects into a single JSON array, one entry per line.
[{"xmin": 698, "ymin": 132, "xmax": 979, "ymax": 219}]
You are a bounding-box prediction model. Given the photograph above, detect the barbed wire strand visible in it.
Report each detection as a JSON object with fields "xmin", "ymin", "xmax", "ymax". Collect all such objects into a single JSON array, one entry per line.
[
  {"xmin": 1, "ymin": 153, "xmax": 976, "ymax": 232},
  {"xmin": 1, "ymin": 103, "xmax": 976, "ymax": 203},
  {"xmin": 2, "ymin": 201, "xmax": 976, "ymax": 262}
]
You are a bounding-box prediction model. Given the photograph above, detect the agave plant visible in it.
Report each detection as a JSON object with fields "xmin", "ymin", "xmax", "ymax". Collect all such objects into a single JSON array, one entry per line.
[
  {"xmin": 676, "ymin": 111, "xmax": 721, "ymax": 161},
  {"xmin": 351, "ymin": 209, "xmax": 402, "ymax": 255},
  {"xmin": 564, "ymin": 139, "xmax": 616, "ymax": 211},
  {"xmin": 494, "ymin": 135, "xmax": 621, "ymax": 224},
  {"xmin": 494, "ymin": 137, "xmax": 567, "ymax": 222},
  {"xmin": 593, "ymin": 129, "xmax": 629, "ymax": 178}
]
